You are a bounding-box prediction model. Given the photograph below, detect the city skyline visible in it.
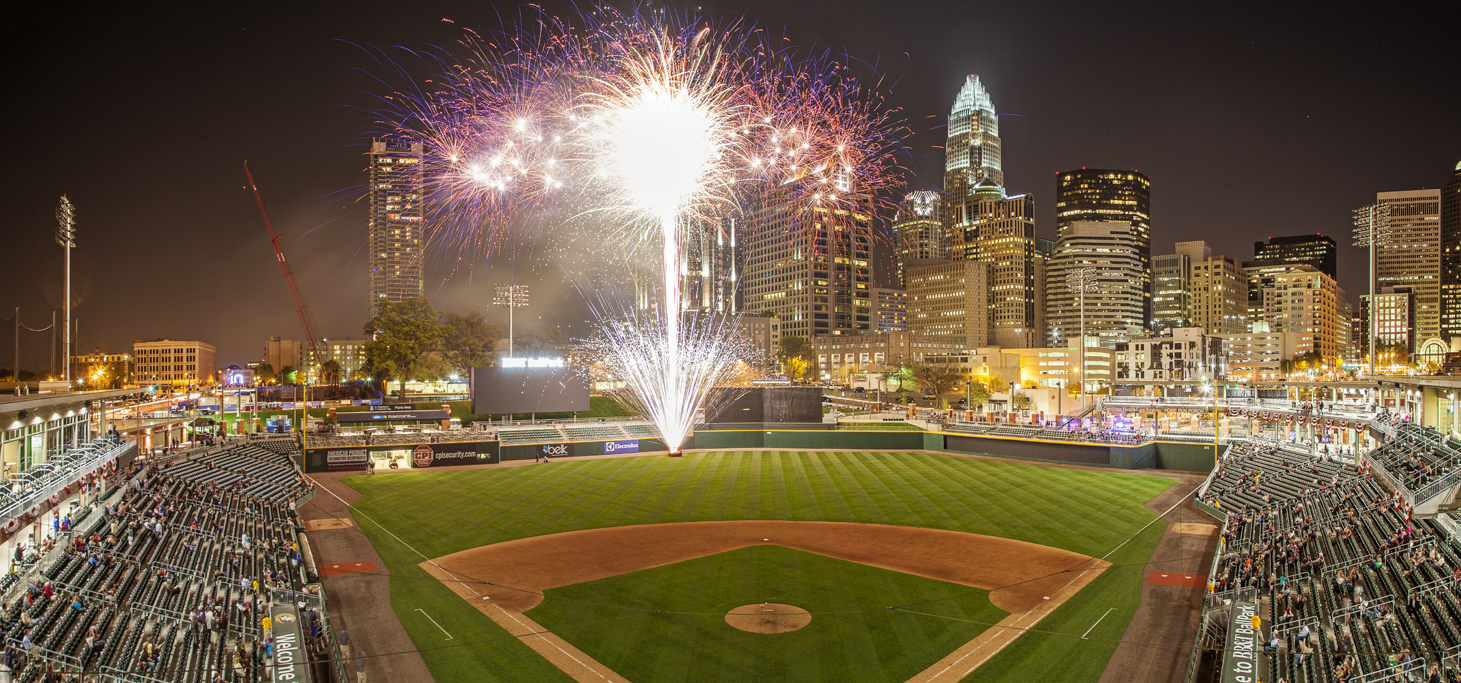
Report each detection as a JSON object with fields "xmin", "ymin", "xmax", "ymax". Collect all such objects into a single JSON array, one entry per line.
[{"xmin": 4, "ymin": 1, "xmax": 1458, "ymax": 368}]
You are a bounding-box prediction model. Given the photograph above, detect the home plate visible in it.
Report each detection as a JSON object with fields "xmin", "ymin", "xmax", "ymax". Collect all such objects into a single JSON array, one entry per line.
[
  {"xmin": 320, "ymin": 561, "xmax": 377, "ymax": 576},
  {"xmin": 1146, "ymin": 572, "xmax": 1205, "ymax": 588}
]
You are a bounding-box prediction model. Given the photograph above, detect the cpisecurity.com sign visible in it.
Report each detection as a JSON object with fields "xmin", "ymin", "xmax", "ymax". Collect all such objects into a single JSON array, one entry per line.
[{"xmin": 604, "ymin": 439, "xmax": 640, "ymax": 454}]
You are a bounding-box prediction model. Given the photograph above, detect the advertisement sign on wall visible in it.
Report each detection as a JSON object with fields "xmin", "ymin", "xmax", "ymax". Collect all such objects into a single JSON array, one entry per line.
[
  {"xmin": 325, "ymin": 449, "xmax": 369, "ymax": 471},
  {"xmin": 305, "ymin": 441, "xmax": 499, "ymax": 471},
  {"xmin": 409, "ymin": 442, "xmax": 490, "ymax": 468},
  {"xmin": 537, "ymin": 443, "xmax": 571, "ymax": 458},
  {"xmin": 603, "ymin": 439, "xmax": 640, "ymax": 454}
]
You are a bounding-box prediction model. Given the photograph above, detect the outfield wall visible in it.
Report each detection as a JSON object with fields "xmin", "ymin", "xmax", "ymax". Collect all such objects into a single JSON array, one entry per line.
[
  {"xmin": 500, "ymin": 438, "xmax": 671, "ymax": 461},
  {"xmin": 939, "ymin": 433, "xmax": 1218, "ymax": 472}
]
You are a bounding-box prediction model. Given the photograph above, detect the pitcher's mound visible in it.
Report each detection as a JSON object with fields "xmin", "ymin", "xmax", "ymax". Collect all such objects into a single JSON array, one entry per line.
[{"xmin": 724, "ymin": 603, "xmax": 812, "ymax": 634}]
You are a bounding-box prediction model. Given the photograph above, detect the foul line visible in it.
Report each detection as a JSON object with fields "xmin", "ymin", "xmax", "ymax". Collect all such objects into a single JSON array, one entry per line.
[
  {"xmin": 1082, "ymin": 608, "xmax": 1117, "ymax": 639},
  {"xmin": 308, "ymin": 475, "xmax": 614, "ymax": 682},
  {"xmin": 415, "ymin": 608, "xmax": 453, "ymax": 640}
]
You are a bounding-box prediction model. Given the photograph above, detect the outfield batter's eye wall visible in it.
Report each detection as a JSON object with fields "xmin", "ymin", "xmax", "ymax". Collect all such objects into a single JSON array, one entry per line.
[
  {"xmin": 470, "ymin": 367, "xmax": 591, "ymax": 415},
  {"xmin": 706, "ymin": 387, "xmax": 823, "ymax": 423}
]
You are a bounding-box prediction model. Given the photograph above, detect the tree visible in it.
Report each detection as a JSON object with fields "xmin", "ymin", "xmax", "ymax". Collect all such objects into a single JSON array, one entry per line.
[
  {"xmin": 279, "ymin": 365, "xmax": 297, "ymax": 385},
  {"xmin": 776, "ymin": 336, "xmax": 817, "ymax": 381},
  {"xmin": 363, "ymin": 297, "xmax": 446, "ymax": 401},
  {"xmin": 442, "ymin": 311, "xmax": 503, "ymax": 374},
  {"xmin": 965, "ymin": 378, "xmax": 991, "ymax": 410},
  {"xmin": 1011, "ymin": 390, "xmax": 1031, "ymax": 410},
  {"xmin": 784, "ymin": 357, "xmax": 811, "ymax": 382},
  {"xmin": 320, "ymin": 360, "xmax": 342, "ymax": 385},
  {"xmin": 903, "ymin": 358, "xmax": 966, "ymax": 407},
  {"xmin": 255, "ymin": 364, "xmax": 276, "ymax": 386}
]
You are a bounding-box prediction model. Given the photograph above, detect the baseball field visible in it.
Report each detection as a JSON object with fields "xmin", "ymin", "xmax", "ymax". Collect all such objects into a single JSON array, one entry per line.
[{"xmin": 342, "ymin": 450, "xmax": 1175, "ymax": 682}]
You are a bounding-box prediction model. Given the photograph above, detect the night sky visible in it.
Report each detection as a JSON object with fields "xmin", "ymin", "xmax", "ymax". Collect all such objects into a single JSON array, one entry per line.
[{"xmin": 5, "ymin": 1, "xmax": 1457, "ymax": 371}]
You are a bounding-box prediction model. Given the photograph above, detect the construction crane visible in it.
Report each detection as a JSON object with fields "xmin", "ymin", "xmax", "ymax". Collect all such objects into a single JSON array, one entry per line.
[{"xmin": 243, "ymin": 162, "xmax": 322, "ymax": 376}]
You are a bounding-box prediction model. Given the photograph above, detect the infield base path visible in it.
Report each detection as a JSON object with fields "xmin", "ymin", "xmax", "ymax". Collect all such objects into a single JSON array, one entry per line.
[{"xmin": 421, "ymin": 520, "xmax": 1108, "ymax": 683}]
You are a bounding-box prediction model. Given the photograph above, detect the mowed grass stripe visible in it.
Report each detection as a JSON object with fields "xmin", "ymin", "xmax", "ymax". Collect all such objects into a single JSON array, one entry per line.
[
  {"xmin": 841, "ymin": 453, "xmax": 922, "ymax": 525},
  {"xmin": 712, "ymin": 451, "xmax": 749, "ymax": 520},
  {"xmin": 769, "ymin": 452, "xmax": 794, "ymax": 519},
  {"xmin": 805, "ymin": 453, "xmax": 860, "ymax": 520},
  {"xmin": 344, "ymin": 450, "xmax": 1178, "ymax": 683},
  {"xmin": 822, "ymin": 453, "xmax": 895, "ymax": 524},
  {"xmin": 786, "ymin": 452, "xmax": 838, "ymax": 520}
]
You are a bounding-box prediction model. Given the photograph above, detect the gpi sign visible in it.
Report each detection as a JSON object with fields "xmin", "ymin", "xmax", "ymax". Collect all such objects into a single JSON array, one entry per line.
[{"xmin": 412, "ymin": 445, "xmax": 435, "ymax": 468}]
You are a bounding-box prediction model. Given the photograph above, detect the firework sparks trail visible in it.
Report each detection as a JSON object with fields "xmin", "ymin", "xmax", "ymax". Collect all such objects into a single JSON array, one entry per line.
[{"xmin": 373, "ymin": 6, "xmax": 905, "ymax": 453}]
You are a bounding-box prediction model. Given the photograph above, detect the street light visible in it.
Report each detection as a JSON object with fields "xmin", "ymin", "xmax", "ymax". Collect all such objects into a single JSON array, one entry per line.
[
  {"xmin": 56, "ymin": 196, "xmax": 76, "ymax": 383},
  {"xmin": 1354, "ymin": 202, "xmax": 1392, "ymax": 378},
  {"xmin": 1067, "ymin": 267, "xmax": 1101, "ymax": 412}
]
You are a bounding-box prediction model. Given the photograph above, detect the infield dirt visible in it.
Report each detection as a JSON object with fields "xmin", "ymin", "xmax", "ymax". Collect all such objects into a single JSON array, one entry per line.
[{"xmin": 421, "ymin": 520, "xmax": 1109, "ymax": 683}]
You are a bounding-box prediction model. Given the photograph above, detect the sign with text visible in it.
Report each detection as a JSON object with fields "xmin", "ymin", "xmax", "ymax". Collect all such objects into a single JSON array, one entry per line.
[
  {"xmin": 603, "ymin": 439, "xmax": 640, "ymax": 454},
  {"xmin": 537, "ymin": 443, "xmax": 571, "ymax": 458},
  {"xmin": 369, "ymin": 403, "xmax": 419, "ymax": 412},
  {"xmin": 335, "ymin": 410, "xmax": 449, "ymax": 423},
  {"xmin": 1221, "ymin": 601, "xmax": 1260, "ymax": 683},
  {"xmin": 409, "ymin": 442, "xmax": 493, "ymax": 468},
  {"xmin": 305, "ymin": 441, "xmax": 499, "ymax": 472},
  {"xmin": 269, "ymin": 605, "xmax": 308, "ymax": 683}
]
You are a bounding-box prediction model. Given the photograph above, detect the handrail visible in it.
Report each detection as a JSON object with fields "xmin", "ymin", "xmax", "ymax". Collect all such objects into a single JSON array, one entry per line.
[{"xmin": 0, "ymin": 439, "xmax": 134, "ymax": 524}]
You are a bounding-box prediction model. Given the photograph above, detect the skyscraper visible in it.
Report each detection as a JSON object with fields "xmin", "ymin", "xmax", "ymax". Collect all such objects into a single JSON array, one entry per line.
[
  {"xmin": 742, "ymin": 203, "xmax": 874, "ymax": 340},
  {"xmin": 949, "ymin": 178, "xmax": 1043, "ymax": 348},
  {"xmin": 1440, "ymin": 163, "xmax": 1461, "ymax": 340},
  {"xmin": 943, "ymin": 75, "xmax": 1002, "ymax": 198},
  {"xmin": 1045, "ymin": 221, "xmax": 1147, "ymax": 347},
  {"xmin": 1153, "ymin": 253, "xmax": 1191, "ymax": 332},
  {"xmin": 1254, "ymin": 265, "xmax": 1350, "ymax": 364},
  {"xmin": 1055, "ymin": 170, "xmax": 1152, "ymax": 327},
  {"xmin": 368, "ymin": 139, "xmax": 425, "ymax": 312},
  {"xmin": 1375, "ymin": 190, "xmax": 1441, "ymax": 345},
  {"xmin": 906, "ymin": 260, "xmax": 989, "ymax": 348},
  {"xmin": 1153, "ymin": 241, "xmax": 1210, "ymax": 332},
  {"xmin": 1241, "ymin": 234, "xmax": 1338, "ymax": 328},
  {"xmin": 681, "ymin": 217, "xmax": 738, "ymax": 315},
  {"xmin": 892, "ymin": 191, "xmax": 947, "ymax": 286},
  {"xmin": 1187, "ymin": 252, "xmax": 1248, "ymax": 336}
]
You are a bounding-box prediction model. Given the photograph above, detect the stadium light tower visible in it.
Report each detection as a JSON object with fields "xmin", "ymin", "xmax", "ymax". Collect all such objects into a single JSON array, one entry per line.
[
  {"xmin": 1353, "ymin": 202, "xmax": 1393, "ymax": 377},
  {"xmin": 1067, "ymin": 266, "xmax": 1101, "ymax": 412},
  {"xmin": 55, "ymin": 196, "xmax": 76, "ymax": 384},
  {"xmin": 493, "ymin": 284, "xmax": 530, "ymax": 357}
]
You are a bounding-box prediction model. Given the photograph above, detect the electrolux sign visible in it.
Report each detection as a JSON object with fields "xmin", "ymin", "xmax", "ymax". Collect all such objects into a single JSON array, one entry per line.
[{"xmin": 603, "ymin": 439, "xmax": 639, "ymax": 454}]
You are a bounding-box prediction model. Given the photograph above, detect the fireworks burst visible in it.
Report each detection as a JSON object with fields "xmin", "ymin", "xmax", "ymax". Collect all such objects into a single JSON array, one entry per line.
[{"xmin": 373, "ymin": 6, "xmax": 905, "ymax": 452}]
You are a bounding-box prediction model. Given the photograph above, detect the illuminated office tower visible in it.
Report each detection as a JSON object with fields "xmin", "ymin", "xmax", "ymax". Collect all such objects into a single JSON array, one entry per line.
[
  {"xmin": 368, "ymin": 139, "xmax": 425, "ymax": 312},
  {"xmin": 1055, "ymin": 170, "xmax": 1152, "ymax": 327},
  {"xmin": 742, "ymin": 203, "xmax": 874, "ymax": 340},
  {"xmin": 1242, "ymin": 234, "xmax": 1338, "ymax": 327},
  {"xmin": 943, "ymin": 75, "xmax": 1002, "ymax": 198},
  {"xmin": 1440, "ymin": 163, "xmax": 1461, "ymax": 339},
  {"xmin": 1375, "ymin": 189, "xmax": 1441, "ymax": 346},
  {"xmin": 892, "ymin": 191, "xmax": 947, "ymax": 286},
  {"xmin": 1045, "ymin": 221, "xmax": 1146, "ymax": 347},
  {"xmin": 949, "ymin": 178, "xmax": 1042, "ymax": 348}
]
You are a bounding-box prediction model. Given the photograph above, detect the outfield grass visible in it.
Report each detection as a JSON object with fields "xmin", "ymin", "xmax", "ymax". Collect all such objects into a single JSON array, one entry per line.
[
  {"xmin": 527, "ymin": 545, "xmax": 1007, "ymax": 683},
  {"xmin": 344, "ymin": 451, "xmax": 1174, "ymax": 682}
]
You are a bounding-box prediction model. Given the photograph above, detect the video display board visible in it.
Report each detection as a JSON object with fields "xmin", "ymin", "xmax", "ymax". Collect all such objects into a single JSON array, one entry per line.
[{"xmin": 470, "ymin": 366, "xmax": 590, "ymax": 415}]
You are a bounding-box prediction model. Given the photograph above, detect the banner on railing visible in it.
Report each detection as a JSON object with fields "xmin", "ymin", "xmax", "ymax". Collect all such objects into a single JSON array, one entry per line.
[{"xmin": 1221, "ymin": 601, "xmax": 1261, "ymax": 683}]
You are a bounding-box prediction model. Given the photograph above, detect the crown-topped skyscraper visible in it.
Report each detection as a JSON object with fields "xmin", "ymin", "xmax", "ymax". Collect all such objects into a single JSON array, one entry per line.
[{"xmin": 944, "ymin": 74, "xmax": 1003, "ymax": 199}]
